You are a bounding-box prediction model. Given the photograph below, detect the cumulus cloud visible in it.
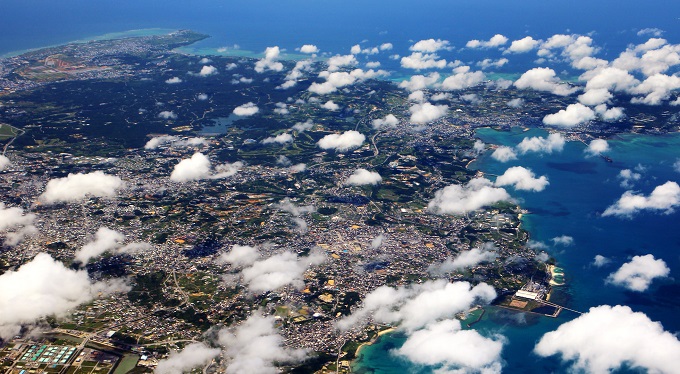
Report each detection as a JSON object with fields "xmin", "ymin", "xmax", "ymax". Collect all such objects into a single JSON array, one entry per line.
[
  {"xmin": 543, "ymin": 103, "xmax": 596, "ymax": 127},
  {"xmin": 338, "ymin": 280, "xmax": 496, "ymax": 332},
  {"xmin": 157, "ymin": 111, "xmax": 177, "ymax": 120},
  {"xmin": 394, "ymin": 319, "xmax": 503, "ymax": 374},
  {"xmin": 477, "ymin": 58, "xmax": 509, "ymax": 70},
  {"xmin": 308, "ymin": 69, "xmax": 387, "ymax": 94},
  {"xmin": 578, "ymin": 88, "xmax": 613, "ymax": 106},
  {"xmin": 224, "ymin": 248, "xmax": 325, "ymax": 293},
  {"xmin": 506, "ymin": 98, "xmax": 524, "ymax": 108},
  {"xmin": 317, "ymin": 131, "xmax": 365, "ymax": 152},
  {"xmin": 0, "ymin": 253, "xmax": 129, "ymax": 339},
  {"xmin": 514, "ymin": 67, "xmax": 577, "ymax": 96},
  {"xmin": 618, "ymin": 169, "xmax": 642, "ymax": 188},
  {"xmin": 495, "ymin": 166, "xmax": 549, "ymax": 191},
  {"xmin": 409, "ymin": 102, "xmax": 448, "ymax": 124},
  {"xmin": 607, "ymin": 255, "xmax": 669, "ymax": 291},
  {"xmin": 170, "ymin": 153, "xmax": 241, "ymax": 182},
  {"xmin": 466, "ymin": 34, "xmax": 508, "ymax": 49},
  {"xmin": 584, "ymin": 139, "xmax": 610, "ymax": 157},
  {"xmin": 292, "ymin": 119, "xmax": 314, "ymax": 132},
  {"xmin": 144, "ymin": 136, "xmax": 206, "ymax": 150},
  {"xmin": 198, "ymin": 65, "xmax": 217, "ymax": 76},
  {"xmin": 516, "ymin": 133, "xmax": 566, "ymax": 155},
  {"xmin": 326, "ymin": 54, "xmax": 357, "ymax": 72},
  {"xmin": 629, "ymin": 73, "xmax": 680, "ymax": 105},
  {"xmin": 592, "ymin": 255, "xmax": 611, "ymax": 267},
  {"xmin": 491, "ymin": 146, "xmax": 518, "ymax": 162},
  {"xmin": 441, "ymin": 66, "xmax": 486, "ymax": 90},
  {"xmin": 551, "ymin": 235, "xmax": 574, "ymax": 246},
  {"xmin": 274, "ymin": 197, "xmax": 315, "ymax": 217},
  {"xmin": 535, "ymin": 305, "xmax": 680, "ymax": 374},
  {"xmin": 472, "ymin": 140, "xmax": 486, "ymax": 154},
  {"xmin": 165, "ymin": 77, "xmax": 182, "ymax": 84},
  {"xmin": 170, "ymin": 152, "xmax": 211, "ymax": 182},
  {"xmin": 345, "ymin": 169, "xmax": 382, "ymax": 186},
  {"xmin": 299, "ymin": 44, "xmax": 319, "ymax": 54},
  {"xmin": 218, "ymin": 313, "xmax": 308, "ymax": 374},
  {"xmin": 0, "ymin": 203, "xmax": 37, "ymax": 247},
  {"xmin": 40, "ymin": 171, "xmax": 124, "ymax": 204},
  {"xmin": 262, "ymin": 133, "xmax": 293, "ymax": 145},
  {"xmin": 155, "ymin": 343, "xmax": 220, "ymax": 374},
  {"xmin": 233, "ymin": 102, "xmax": 259, "ymax": 116},
  {"xmin": 505, "ymin": 36, "xmax": 541, "ymax": 54},
  {"xmin": 400, "ymin": 52, "xmax": 447, "ymax": 70},
  {"xmin": 75, "ymin": 227, "xmax": 124, "ymax": 265},
  {"xmin": 372, "ymin": 114, "xmax": 399, "ymax": 129},
  {"xmin": 460, "ymin": 93, "xmax": 481, "ymax": 104},
  {"xmin": 278, "ymin": 60, "xmax": 313, "ymax": 89},
  {"xmin": 408, "ymin": 90, "xmax": 426, "ymax": 102},
  {"xmin": 398, "ymin": 72, "xmax": 440, "ymax": 91},
  {"xmin": 371, "ymin": 234, "xmax": 384, "ymax": 249},
  {"xmin": 428, "ymin": 178, "xmax": 510, "ymax": 215},
  {"xmin": 582, "ymin": 67, "xmax": 639, "ymax": 92},
  {"xmin": 217, "ymin": 245, "xmax": 260, "ymax": 267},
  {"xmin": 594, "ymin": 104, "xmax": 625, "ymax": 122},
  {"xmin": 602, "ymin": 181, "xmax": 680, "ymax": 217},
  {"xmin": 321, "ymin": 100, "xmax": 340, "ymax": 111},
  {"xmin": 429, "ymin": 243, "xmax": 498, "ymax": 274},
  {"xmin": 0, "ymin": 155, "xmax": 10, "ymax": 171},
  {"xmin": 410, "ymin": 38, "xmax": 451, "ymax": 52},
  {"xmin": 431, "ymin": 92, "xmax": 451, "ymax": 101},
  {"xmin": 254, "ymin": 46, "xmax": 284, "ymax": 73}
]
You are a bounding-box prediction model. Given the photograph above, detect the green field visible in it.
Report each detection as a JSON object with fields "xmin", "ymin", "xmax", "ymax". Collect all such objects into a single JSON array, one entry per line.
[{"xmin": 0, "ymin": 124, "xmax": 20, "ymax": 140}]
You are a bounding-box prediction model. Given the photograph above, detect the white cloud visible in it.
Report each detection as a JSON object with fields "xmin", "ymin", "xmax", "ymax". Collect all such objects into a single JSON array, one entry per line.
[
  {"xmin": 618, "ymin": 169, "xmax": 642, "ymax": 188},
  {"xmin": 317, "ymin": 131, "xmax": 365, "ymax": 152},
  {"xmin": 582, "ymin": 67, "xmax": 639, "ymax": 92},
  {"xmin": 229, "ymin": 249, "xmax": 325, "ymax": 293},
  {"xmin": 292, "ymin": 119, "xmax": 314, "ymax": 132},
  {"xmin": 394, "ymin": 319, "xmax": 503, "ymax": 374},
  {"xmin": 273, "ymin": 102, "xmax": 289, "ymax": 115},
  {"xmin": 254, "ymin": 46, "xmax": 284, "ymax": 73},
  {"xmin": 337, "ymin": 280, "xmax": 496, "ymax": 332},
  {"xmin": 197, "ymin": 93, "xmax": 209, "ymax": 100},
  {"xmin": 506, "ymin": 98, "xmax": 524, "ymax": 108},
  {"xmin": 584, "ymin": 139, "xmax": 610, "ymax": 157},
  {"xmin": 495, "ymin": 166, "xmax": 549, "ymax": 191},
  {"xmin": 578, "ymin": 88, "xmax": 613, "ymax": 106},
  {"xmin": 217, "ymin": 245, "xmax": 260, "ymax": 267},
  {"xmin": 401, "ymin": 52, "xmax": 447, "ymax": 70},
  {"xmin": 535, "ymin": 305, "xmax": 680, "ymax": 374},
  {"xmin": 594, "ymin": 104, "xmax": 625, "ymax": 122},
  {"xmin": 505, "ymin": 36, "xmax": 541, "ymax": 54},
  {"xmin": 144, "ymin": 136, "xmax": 206, "ymax": 150},
  {"xmin": 514, "ymin": 67, "xmax": 577, "ymax": 96},
  {"xmin": 0, "ymin": 253, "xmax": 129, "ymax": 339},
  {"xmin": 491, "ymin": 146, "xmax": 518, "ymax": 162},
  {"xmin": 551, "ymin": 235, "xmax": 574, "ymax": 246},
  {"xmin": 0, "ymin": 203, "xmax": 37, "ymax": 247},
  {"xmin": 516, "ymin": 133, "xmax": 566, "ymax": 155},
  {"xmin": 262, "ymin": 133, "xmax": 293, "ymax": 145},
  {"xmin": 638, "ymin": 28, "xmax": 664, "ymax": 37},
  {"xmin": 345, "ymin": 169, "xmax": 382, "ymax": 186},
  {"xmin": 0, "ymin": 155, "xmax": 10, "ymax": 171},
  {"xmin": 155, "ymin": 343, "xmax": 220, "ymax": 374},
  {"xmin": 372, "ymin": 114, "xmax": 399, "ymax": 129},
  {"xmin": 321, "ymin": 100, "xmax": 340, "ymax": 111},
  {"xmin": 308, "ymin": 69, "xmax": 387, "ymax": 94},
  {"xmin": 430, "ymin": 92, "xmax": 451, "ymax": 101},
  {"xmin": 466, "ymin": 34, "xmax": 508, "ymax": 48},
  {"xmin": 274, "ymin": 197, "xmax": 315, "ymax": 217},
  {"xmin": 674, "ymin": 159, "xmax": 680, "ymax": 173},
  {"xmin": 371, "ymin": 234, "xmax": 384, "ymax": 249},
  {"xmin": 592, "ymin": 255, "xmax": 611, "ymax": 267},
  {"xmin": 398, "ymin": 72, "xmax": 440, "ymax": 91},
  {"xmin": 429, "ymin": 243, "xmax": 498, "ymax": 274},
  {"xmin": 165, "ymin": 77, "xmax": 182, "ymax": 84},
  {"xmin": 40, "ymin": 171, "xmax": 124, "ymax": 204},
  {"xmin": 365, "ymin": 61, "xmax": 381, "ymax": 68},
  {"xmin": 408, "ymin": 90, "xmax": 426, "ymax": 102},
  {"xmin": 213, "ymin": 161, "xmax": 243, "ymax": 179},
  {"xmin": 299, "ymin": 44, "xmax": 319, "ymax": 54},
  {"xmin": 409, "ymin": 102, "xmax": 448, "ymax": 124},
  {"xmin": 441, "ymin": 66, "xmax": 486, "ymax": 90},
  {"xmin": 326, "ymin": 54, "xmax": 357, "ymax": 72},
  {"xmin": 602, "ymin": 181, "xmax": 680, "ymax": 217},
  {"xmin": 219, "ymin": 313, "xmax": 308, "ymax": 374},
  {"xmin": 629, "ymin": 73, "xmax": 680, "ymax": 105},
  {"xmin": 75, "ymin": 227, "xmax": 125, "ymax": 265},
  {"xmin": 410, "ymin": 38, "xmax": 450, "ymax": 52},
  {"xmin": 157, "ymin": 111, "xmax": 177, "ymax": 120},
  {"xmin": 543, "ymin": 103, "xmax": 596, "ymax": 127},
  {"xmin": 379, "ymin": 43, "xmax": 393, "ymax": 51},
  {"xmin": 428, "ymin": 178, "xmax": 510, "ymax": 215},
  {"xmin": 198, "ymin": 65, "xmax": 217, "ymax": 76},
  {"xmin": 233, "ymin": 102, "xmax": 259, "ymax": 116},
  {"xmin": 477, "ymin": 58, "xmax": 509, "ymax": 70},
  {"xmin": 607, "ymin": 254, "xmax": 669, "ymax": 292},
  {"xmin": 289, "ymin": 163, "xmax": 306, "ymax": 173},
  {"xmin": 170, "ymin": 152, "xmax": 211, "ymax": 182}
]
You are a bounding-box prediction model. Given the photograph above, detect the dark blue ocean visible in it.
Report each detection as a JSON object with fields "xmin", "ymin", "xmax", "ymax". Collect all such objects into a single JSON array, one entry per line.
[{"xmin": 2, "ymin": 1, "xmax": 680, "ymax": 372}]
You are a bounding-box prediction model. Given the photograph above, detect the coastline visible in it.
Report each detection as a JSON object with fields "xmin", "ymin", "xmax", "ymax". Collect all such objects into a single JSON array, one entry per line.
[{"xmin": 354, "ymin": 327, "xmax": 396, "ymax": 357}]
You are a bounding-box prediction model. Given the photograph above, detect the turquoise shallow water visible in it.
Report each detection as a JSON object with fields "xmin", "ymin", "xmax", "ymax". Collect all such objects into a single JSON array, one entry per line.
[{"xmin": 355, "ymin": 129, "xmax": 680, "ymax": 373}]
